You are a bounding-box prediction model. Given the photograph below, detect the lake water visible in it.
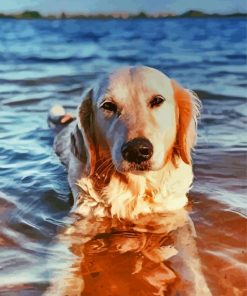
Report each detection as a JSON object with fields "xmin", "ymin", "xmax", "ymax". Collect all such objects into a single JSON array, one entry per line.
[{"xmin": 0, "ymin": 18, "xmax": 246, "ymax": 295}]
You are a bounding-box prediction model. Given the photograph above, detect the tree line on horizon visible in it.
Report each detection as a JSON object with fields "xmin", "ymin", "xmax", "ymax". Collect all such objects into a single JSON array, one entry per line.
[{"xmin": 0, "ymin": 10, "xmax": 246, "ymax": 19}]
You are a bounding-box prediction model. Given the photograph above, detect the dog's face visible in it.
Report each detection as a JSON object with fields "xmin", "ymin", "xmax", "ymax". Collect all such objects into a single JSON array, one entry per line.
[
  {"xmin": 94, "ymin": 67, "xmax": 176, "ymax": 173},
  {"xmin": 78, "ymin": 66, "xmax": 199, "ymax": 176}
]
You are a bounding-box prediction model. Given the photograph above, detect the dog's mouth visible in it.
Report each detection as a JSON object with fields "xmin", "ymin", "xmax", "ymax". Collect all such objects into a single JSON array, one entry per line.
[
  {"xmin": 131, "ymin": 162, "xmax": 151, "ymax": 171},
  {"xmin": 116, "ymin": 160, "xmax": 152, "ymax": 174}
]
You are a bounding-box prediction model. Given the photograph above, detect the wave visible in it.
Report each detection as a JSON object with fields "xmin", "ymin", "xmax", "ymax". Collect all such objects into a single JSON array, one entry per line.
[
  {"xmin": 194, "ymin": 89, "xmax": 246, "ymax": 100},
  {"xmin": 15, "ymin": 54, "xmax": 100, "ymax": 64},
  {"xmin": 0, "ymin": 74, "xmax": 89, "ymax": 86}
]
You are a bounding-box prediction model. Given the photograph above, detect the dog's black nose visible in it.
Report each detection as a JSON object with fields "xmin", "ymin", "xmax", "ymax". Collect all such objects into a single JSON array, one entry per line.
[{"xmin": 121, "ymin": 138, "xmax": 153, "ymax": 164}]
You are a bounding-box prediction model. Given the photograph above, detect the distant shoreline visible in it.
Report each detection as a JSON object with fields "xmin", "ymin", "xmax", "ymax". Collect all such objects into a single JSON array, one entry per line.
[{"xmin": 0, "ymin": 10, "xmax": 246, "ymax": 20}]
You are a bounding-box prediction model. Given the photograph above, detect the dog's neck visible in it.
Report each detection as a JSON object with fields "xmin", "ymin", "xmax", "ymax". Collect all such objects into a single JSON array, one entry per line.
[{"xmin": 76, "ymin": 158, "xmax": 193, "ymax": 221}]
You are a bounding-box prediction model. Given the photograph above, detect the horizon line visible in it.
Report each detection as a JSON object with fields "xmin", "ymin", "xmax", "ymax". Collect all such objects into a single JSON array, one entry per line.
[{"xmin": 0, "ymin": 9, "xmax": 246, "ymax": 16}]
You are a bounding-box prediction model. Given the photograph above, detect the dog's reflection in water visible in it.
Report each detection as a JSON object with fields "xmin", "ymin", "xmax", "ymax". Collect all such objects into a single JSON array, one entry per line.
[{"xmin": 46, "ymin": 208, "xmax": 210, "ymax": 296}]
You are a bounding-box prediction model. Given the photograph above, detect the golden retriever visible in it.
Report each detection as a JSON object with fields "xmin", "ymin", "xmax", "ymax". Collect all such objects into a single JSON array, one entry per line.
[{"xmin": 47, "ymin": 66, "xmax": 211, "ymax": 295}]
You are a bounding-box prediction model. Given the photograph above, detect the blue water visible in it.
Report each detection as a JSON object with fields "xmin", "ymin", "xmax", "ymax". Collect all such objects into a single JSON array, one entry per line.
[{"xmin": 0, "ymin": 18, "xmax": 246, "ymax": 295}]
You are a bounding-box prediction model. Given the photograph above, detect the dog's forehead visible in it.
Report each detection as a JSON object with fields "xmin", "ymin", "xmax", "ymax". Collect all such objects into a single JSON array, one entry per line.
[{"xmin": 96, "ymin": 67, "xmax": 173, "ymax": 102}]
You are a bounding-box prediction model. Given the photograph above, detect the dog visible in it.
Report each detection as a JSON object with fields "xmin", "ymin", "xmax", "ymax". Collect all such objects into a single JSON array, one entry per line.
[{"xmin": 47, "ymin": 66, "xmax": 211, "ymax": 295}]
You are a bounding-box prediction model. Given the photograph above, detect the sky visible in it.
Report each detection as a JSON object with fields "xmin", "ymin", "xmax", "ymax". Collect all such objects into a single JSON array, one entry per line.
[{"xmin": 0, "ymin": 0, "xmax": 246, "ymax": 15}]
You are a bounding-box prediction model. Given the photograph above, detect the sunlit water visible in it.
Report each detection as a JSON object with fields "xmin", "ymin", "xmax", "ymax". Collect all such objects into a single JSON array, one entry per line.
[{"xmin": 0, "ymin": 18, "xmax": 246, "ymax": 295}]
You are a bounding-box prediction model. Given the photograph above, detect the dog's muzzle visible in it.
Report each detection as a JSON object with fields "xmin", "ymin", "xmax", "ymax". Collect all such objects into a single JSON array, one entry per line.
[{"xmin": 121, "ymin": 137, "xmax": 153, "ymax": 164}]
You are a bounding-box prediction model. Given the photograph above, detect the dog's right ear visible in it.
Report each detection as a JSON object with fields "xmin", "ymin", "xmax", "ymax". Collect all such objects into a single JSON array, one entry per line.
[{"xmin": 76, "ymin": 89, "xmax": 96, "ymax": 176}]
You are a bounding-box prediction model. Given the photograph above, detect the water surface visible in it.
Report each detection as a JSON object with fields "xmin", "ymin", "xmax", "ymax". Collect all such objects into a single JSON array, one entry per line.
[{"xmin": 0, "ymin": 18, "xmax": 246, "ymax": 295}]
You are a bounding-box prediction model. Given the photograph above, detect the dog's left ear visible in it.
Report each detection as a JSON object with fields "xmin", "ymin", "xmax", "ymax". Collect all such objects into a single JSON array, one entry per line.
[
  {"xmin": 77, "ymin": 88, "xmax": 97, "ymax": 176},
  {"xmin": 171, "ymin": 80, "xmax": 201, "ymax": 164}
]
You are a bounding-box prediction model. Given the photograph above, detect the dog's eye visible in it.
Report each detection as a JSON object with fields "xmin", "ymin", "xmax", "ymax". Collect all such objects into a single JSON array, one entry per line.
[
  {"xmin": 150, "ymin": 96, "xmax": 165, "ymax": 108},
  {"xmin": 101, "ymin": 102, "xmax": 117, "ymax": 113}
]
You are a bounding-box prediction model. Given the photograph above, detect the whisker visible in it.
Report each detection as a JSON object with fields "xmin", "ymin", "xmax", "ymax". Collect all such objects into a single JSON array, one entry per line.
[
  {"xmin": 101, "ymin": 161, "xmax": 113, "ymax": 177},
  {"xmin": 96, "ymin": 164, "xmax": 112, "ymax": 177},
  {"xmin": 95, "ymin": 158, "xmax": 111, "ymax": 170},
  {"xmin": 103, "ymin": 163, "xmax": 115, "ymax": 183},
  {"xmin": 95, "ymin": 158, "xmax": 112, "ymax": 175},
  {"xmin": 95, "ymin": 157, "xmax": 111, "ymax": 166}
]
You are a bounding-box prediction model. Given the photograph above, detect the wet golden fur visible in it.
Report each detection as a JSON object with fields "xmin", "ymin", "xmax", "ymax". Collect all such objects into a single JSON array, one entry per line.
[
  {"xmin": 50, "ymin": 66, "xmax": 213, "ymax": 296},
  {"xmin": 62, "ymin": 66, "xmax": 201, "ymax": 220}
]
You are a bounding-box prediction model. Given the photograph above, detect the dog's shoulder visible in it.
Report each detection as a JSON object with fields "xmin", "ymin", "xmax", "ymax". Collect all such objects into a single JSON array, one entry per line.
[
  {"xmin": 54, "ymin": 121, "xmax": 76, "ymax": 167},
  {"xmin": 54, "ymin": 121, "xmax": 87, "ymax": 165}
]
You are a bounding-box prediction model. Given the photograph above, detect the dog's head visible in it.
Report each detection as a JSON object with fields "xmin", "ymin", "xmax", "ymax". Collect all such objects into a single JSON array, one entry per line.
[{"xmin": 77, "ymin": 66, "xmax": 200, "ymax": 176}]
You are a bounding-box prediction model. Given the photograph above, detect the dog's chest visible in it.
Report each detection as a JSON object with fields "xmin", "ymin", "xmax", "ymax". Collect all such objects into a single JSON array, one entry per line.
[{"xmin": 76, "ymin": 160, "xmax": 193, "ymax": 220}]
